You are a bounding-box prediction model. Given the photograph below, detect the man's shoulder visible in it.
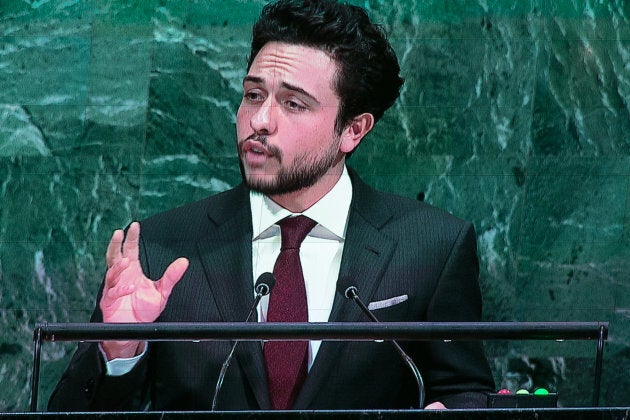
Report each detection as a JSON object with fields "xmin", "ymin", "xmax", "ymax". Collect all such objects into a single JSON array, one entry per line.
[
  {"xmin": 378, "ymin": 190, "xmax": 469, "ymax": 231},
  {"xmin": 138, "ymin": 184, "xmax": 248, "ymax": 237},
  {"xmin": 350, "ymin": 172, "xmax": 469, "ymax": 229}
]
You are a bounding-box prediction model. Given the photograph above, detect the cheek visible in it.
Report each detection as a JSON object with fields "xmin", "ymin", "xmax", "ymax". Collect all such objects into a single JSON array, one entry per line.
[
  {"xmin": 236, "ymin": 104, "xmax": 249, "ymax": 134},
  {"xmin": 308, "ymin": 124, "xmax": 340, "ymax": 152}
]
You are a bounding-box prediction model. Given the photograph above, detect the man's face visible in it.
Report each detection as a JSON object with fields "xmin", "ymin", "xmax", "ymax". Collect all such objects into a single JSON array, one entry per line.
[{"xmin": 236, "ymin": 42, "xmax": 343, "ymax": 196}]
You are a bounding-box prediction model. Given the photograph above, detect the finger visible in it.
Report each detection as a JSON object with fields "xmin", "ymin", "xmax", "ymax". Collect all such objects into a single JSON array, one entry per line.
[
  {"xmin": 106, "ymin": 229, "xmax": 125, "ymax": 269},
  {"xmin": 157, "ymin": 257, "xmax": 189, "ymax": 301},
  {"xmin": 122, "ymin": 221, "xmax": 141, "ymax": 261},
  {"xmin": 104, "ymin": 258, "xmax": 130, "ymax": 290},
  {"xmin": 103, "ymin": 281, "xmax": 137, "ymax": 302},
  {"xmin": 424, "ymin": 402, "xmax": 446, "ymax": 410}
]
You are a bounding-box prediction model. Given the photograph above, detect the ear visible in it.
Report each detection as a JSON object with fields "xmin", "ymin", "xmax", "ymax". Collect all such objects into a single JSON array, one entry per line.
[{"xmin": 339, "ymin": 113, "xmax": 374, "ymax": 154}]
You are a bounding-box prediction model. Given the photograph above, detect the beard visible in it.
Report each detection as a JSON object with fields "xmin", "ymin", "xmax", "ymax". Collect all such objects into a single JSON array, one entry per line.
[{"xmin": 238, "ymin": 137, "xmax": 340, "ymax": 196}]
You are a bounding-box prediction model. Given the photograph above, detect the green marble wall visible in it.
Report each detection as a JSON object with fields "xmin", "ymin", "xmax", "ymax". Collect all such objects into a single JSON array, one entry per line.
[{"xmin": 1, "ymin": 0, "xmax": 629, "ymax": 411}]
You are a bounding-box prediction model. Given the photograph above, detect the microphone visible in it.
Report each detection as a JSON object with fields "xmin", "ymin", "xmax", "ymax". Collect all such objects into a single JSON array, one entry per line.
[
  {"xmin": 211, "ymin": 272, "xmax": 275, "ymax": 411},
  {"xmin": 337, "ymin": 278, "xmax": 426, "ymax": 408}
]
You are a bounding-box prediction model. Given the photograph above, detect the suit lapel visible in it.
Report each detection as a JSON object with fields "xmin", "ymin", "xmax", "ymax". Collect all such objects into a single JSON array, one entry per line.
[
  {"xmin": 294, "ymin": 172, "xmax": 397, "ymax": 409},
  {"xmin": 196, "ymin": 185, "xmax": 271, "ymax": 409}
]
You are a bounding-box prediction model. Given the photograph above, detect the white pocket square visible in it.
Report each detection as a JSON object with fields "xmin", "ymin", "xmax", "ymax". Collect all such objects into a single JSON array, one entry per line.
[{"xmin": 367, "ymin": 294, "xmax": 408, "ymax": 310}]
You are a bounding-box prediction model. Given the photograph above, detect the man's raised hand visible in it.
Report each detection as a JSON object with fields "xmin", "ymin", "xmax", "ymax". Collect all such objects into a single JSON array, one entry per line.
[{"xmin": 99, "ymin": 222, "xmax": 189, "ymax": 359}]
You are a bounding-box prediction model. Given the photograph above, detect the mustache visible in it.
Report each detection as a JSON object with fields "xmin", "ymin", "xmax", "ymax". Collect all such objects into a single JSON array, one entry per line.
[{"xmin": 246, "ymin": 133, "xmax": 267, "ymax": 144}]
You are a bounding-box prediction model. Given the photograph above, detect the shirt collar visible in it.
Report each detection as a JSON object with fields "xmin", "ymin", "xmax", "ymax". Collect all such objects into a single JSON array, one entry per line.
[{"xmin": 250, "ymin": 166, "xmax": 353, "ymax": 241}]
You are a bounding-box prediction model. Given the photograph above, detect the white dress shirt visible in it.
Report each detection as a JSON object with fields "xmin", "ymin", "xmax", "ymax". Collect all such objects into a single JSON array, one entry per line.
[{"xmin": 250, "ymin": 166, "xmax": 352, "ymax": 369}]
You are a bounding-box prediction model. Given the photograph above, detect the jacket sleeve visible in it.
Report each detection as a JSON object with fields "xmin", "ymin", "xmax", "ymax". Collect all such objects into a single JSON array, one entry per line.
[
  {"xmin": 47, "ymin": 280, "xmax": 150, "ymax": 412},
  {"xmin": 414, "ymin": 221, "xmax": 495, "ymax": 408},
  {"xmin": 47, "ymin": 340, "xmax": 149, "ymax": 411}
]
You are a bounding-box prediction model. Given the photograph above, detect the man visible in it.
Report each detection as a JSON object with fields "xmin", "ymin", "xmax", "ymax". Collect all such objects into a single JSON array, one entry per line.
[{"xmin": 48, "ymin": 0, "xmax": 495, "ymax": 411}]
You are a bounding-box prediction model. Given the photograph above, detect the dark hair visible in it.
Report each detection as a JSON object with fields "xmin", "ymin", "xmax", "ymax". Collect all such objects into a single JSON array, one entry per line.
[{"xmin": 247, "ymin": 0, "xmax": 404, "ymax": 136}]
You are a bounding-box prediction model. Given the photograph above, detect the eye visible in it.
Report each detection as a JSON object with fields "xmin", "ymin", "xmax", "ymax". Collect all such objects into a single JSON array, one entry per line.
[
  {"xmin": 244, "ymin": 90, "xmax": 265, "ymax": 103},
  {"xmin": 284, "ymin": 100, "xmax": 307, "ymax": 112}
]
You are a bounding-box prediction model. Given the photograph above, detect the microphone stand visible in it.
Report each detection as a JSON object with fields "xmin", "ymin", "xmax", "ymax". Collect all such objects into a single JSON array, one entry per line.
[
  {"xmin": 344, "ymin": 285, "xmax": 426, "ymax": 409},
  {"xmin": 211, "ymin": 273, "xmax": 275, "ymax": 411}
]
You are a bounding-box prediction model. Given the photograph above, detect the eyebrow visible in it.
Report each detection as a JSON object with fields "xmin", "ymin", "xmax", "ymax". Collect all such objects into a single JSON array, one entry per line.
[{"xmin": 243, "ymin": 75, "xmax": 320, "ymax": 105}]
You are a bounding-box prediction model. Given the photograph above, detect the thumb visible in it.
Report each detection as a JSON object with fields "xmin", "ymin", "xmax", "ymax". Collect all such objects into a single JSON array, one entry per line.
[
  {"xmin": 424, "ymin": 402, "xmax": 447, "ymax": 410},
  {"xmin": 157, "ymin": 257, "xmax": 189, "ymax": 301}
]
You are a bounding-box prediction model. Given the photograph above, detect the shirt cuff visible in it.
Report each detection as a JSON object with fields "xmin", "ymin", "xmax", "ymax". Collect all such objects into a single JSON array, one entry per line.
[{"xmin": 98, "ymin": 343, "xmax": 147, "ymax": 376}]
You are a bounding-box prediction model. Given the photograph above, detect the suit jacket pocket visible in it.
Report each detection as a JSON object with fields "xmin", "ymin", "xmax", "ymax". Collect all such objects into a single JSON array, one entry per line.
[
  {"xmin": 368, "ymin": 294, "xmax": 408, "ymax": 310},
  {"xmin": 367, "ymin": 294, "xmax": 409, "ymax": 321}
]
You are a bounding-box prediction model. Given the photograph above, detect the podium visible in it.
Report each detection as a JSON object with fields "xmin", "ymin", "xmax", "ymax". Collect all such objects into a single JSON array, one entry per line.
[
  {"xmin": 4, "ymin": 408, "xmax": 630, "ymax": 419},
  {"xmin": 30, "ymin": 322, "xmax": 608, "ymax": 414}
]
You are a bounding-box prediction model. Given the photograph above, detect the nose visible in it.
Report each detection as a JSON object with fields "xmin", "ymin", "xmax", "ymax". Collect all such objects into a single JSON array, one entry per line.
[{"xmin": 250, "ymin": 98, "xmax": 277, "ymax": 135}]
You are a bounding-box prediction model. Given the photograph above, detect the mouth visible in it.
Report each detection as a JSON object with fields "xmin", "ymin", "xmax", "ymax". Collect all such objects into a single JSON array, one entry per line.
[
  {"xmin": 241, "ymin": 134, "xmax": 284, "ymax": 158},
  {"xmin": 239, "ymin": 137, "xmax": 279, "ymax": 167},
  {"xmin": 246, "ymin": 142, "xmax": 268, "ymax": 156}
]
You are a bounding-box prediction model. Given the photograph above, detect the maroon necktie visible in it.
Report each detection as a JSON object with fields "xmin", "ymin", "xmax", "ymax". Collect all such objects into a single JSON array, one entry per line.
[{"xmin": 264, "ymin": 215, "xmax": 317, "ymax": 410}]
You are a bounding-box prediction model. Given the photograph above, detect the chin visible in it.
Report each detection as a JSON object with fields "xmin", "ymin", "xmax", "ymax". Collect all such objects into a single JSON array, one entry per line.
[{"xmin": 244, "ymin": 174, "xmax": 278, "ymax": 192}]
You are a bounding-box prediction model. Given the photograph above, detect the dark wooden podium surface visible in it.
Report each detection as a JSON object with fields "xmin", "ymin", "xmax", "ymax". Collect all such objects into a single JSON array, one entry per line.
[{"xmin": 3, "ymin": 408, "xmax": 630, "ymax": 419}]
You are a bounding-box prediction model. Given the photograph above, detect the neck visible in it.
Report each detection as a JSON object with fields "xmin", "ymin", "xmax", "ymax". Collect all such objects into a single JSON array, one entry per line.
[{"xmin": 269, "ymin": 159, "xmax": 345, "ymax": 213}]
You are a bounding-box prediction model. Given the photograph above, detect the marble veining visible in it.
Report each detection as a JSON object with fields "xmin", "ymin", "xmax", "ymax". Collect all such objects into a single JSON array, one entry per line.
[{"xmin": 0, "ymin": 0, "xmax": 629, "ymax": 410}]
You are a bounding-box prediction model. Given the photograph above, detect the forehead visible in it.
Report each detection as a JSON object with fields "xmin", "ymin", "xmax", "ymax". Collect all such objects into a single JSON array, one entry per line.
[{"xmin": 247, "ymin": 42, "xmax": 339, "ymax": 96}]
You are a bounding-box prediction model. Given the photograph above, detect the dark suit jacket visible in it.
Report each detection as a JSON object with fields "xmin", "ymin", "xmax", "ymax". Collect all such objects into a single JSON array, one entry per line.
[{"xmin": 48, "ymin": 170, "xmax": 495, "ymax": 412}]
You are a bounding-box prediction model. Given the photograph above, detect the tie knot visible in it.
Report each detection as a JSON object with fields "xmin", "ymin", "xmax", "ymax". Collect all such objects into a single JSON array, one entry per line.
[{"xmin": 278, "ymin": 215, "xmax": 317, "ymax": 250}]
